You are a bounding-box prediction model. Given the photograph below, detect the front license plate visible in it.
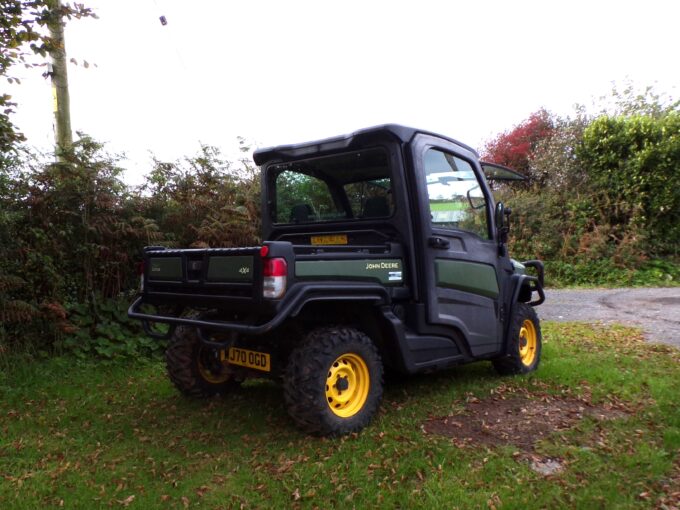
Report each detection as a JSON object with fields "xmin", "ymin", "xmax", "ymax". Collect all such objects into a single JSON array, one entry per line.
[{"xmin": 222, "ymin": 347, "xmax": 271, "ymax": 372}]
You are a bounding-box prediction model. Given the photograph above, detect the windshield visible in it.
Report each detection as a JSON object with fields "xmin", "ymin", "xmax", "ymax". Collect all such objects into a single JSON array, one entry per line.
[{"xmin": 270, "ymin": 148, "xmax": 393, "ymax": 224}]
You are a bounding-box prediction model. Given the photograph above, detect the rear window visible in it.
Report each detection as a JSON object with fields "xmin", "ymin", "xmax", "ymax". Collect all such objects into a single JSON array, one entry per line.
[{"xmin": 270, "ymin": 148, "xmax": 393, "ymax": 224}]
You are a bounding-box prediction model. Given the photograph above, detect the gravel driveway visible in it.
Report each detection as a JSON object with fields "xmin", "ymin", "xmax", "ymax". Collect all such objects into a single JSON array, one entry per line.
[{"xmin": 537, "ymin": 287, "xmax": 680, "ymax": 348}]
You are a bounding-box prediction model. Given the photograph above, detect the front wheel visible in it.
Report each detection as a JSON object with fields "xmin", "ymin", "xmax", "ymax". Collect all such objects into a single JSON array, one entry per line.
[
  {"xmin": 283, "ymin": 327, "xmax": 383, "ymax": 436},
  {"xmin": 493, "ymin": 303, "xmax": 542, "ymax": 375}
]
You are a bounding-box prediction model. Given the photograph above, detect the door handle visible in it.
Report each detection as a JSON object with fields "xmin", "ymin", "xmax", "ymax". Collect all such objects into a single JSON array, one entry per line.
[{"xmin": 428, "ymin": 236, "xmax": 450, "ymax": 249}]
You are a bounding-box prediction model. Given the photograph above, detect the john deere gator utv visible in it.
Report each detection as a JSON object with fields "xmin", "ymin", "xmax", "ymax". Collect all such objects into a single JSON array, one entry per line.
[{"xmin": 129, "ymin": 124, "xmax": 545, "ymax": 436}]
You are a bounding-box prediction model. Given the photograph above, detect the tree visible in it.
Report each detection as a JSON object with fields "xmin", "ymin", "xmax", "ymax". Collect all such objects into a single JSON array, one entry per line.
[
  {"xmin": 528, "ymin": 112, "xmax": 589, "ymax": 191},
  {"xmin": 481, "ymin": 109, "xmax": 554, "ymax": 184},
  {"xmin": 597, "ymin": 81, "xmax": 680, "ymax": 119},
  {"xmin": 0, "ymin": 0, "xmax": 94, "ymax": 162}
]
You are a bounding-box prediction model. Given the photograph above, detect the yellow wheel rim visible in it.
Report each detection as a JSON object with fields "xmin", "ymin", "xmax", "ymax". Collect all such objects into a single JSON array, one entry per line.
[
  {"xmin": 325, "ymin": 353, "xmax": 370, "ymax": 418},
  {"xmin": 518, "ymin": 319, "xmax": 538, "ymax": 366},
  {"xmin": 197, "ymin": 348, "xmax": 231, "ymax": 384}
]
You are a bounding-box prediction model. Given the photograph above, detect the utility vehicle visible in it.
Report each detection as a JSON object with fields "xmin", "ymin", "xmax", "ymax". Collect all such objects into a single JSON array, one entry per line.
[{"xmin": 129, "ymin": 124, "xmax": 545, "ymax": 436}]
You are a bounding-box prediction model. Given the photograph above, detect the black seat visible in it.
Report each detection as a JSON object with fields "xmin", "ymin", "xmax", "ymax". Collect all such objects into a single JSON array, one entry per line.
[
  {"xmin": 289, "ymin": 204, "xmax": 314, "ymax": 223},
  {"xmin": 362, "ymin": 196, "xmax": 390, "ymax": 218}
]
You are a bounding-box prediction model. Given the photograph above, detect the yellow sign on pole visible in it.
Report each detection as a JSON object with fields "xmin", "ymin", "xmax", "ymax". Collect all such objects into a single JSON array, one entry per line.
[{"xmin": 52, "ymin": 83, "xmax": 59, "ymax": 113}]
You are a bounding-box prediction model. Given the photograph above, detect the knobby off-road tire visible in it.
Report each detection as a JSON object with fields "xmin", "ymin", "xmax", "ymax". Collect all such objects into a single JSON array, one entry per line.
[
  {"xmin": 493, "ymin": 302, "xmax": 542, "ymax": 375},
  {"xmin": 284, "ymin": 327, "xmax": 384, "ymax": 436},
  {"xmin": 165, "ymin": 325, "xmax": 239, "ymax": 397}
]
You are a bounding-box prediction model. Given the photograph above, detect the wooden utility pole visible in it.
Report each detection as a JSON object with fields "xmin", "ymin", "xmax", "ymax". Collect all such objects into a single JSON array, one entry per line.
[{"xmin": 46, "ymin": 0, "xmax": 73, "ymax": 158}]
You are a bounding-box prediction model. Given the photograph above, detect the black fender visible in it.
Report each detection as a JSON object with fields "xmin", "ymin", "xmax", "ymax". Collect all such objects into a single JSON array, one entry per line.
[{"xmin": 502, "ymin": 265, "xmax": 545, "ymax": 355}]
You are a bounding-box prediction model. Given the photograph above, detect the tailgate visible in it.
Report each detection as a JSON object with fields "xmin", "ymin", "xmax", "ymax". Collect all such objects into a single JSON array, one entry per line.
[{"xmin": 143, "ymin": 246, "xmax": 261, "ymax": 304}]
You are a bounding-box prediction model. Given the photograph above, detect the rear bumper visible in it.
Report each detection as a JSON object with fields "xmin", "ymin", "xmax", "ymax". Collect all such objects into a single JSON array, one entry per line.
[
  {"xmin": 128, "ymin": 282, "xmax": 391, "ymax": 343},
  {"xmin": 128, "ymin": 295, "xmax": 283, "ymax": 338}
]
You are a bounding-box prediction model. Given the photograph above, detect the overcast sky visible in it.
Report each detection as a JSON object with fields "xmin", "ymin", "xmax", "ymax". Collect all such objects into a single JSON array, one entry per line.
[{"xmin": 8, "ymin": 0, "xmax": 679, "ymax": 184}]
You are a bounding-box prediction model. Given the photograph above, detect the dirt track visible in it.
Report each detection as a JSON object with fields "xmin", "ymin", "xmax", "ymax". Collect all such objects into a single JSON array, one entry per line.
[{"xmin": 537, "ymin": 287, "xmax": 680, "ymax": 348}]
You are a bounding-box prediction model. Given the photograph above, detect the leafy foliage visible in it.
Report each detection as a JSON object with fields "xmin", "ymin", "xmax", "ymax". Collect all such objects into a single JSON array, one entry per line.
[
  {"xmin": 482, "ymin": 108, "xmax": 554, "ymax": 184},
  {"xmin": 23, "ymin": 136, "xmax": 152, "ymax": 300},
  {"xmin": 598, "ymin": 81, "xmax": 680, "ymax": 118},
  {"xmin": 491, "ymin": 86, "xmax": 680, "ymax": 284},
  {"xmin": 0, "ymin": 135, "xmax": 259, "ymax": 359},
  {"xmin": 528, "ymin": 111, "xmax": 589, "ymax": 192},
  {"xmin": 59, "ymin": 299, "xmax": 165, "ymax": 360},
  {"xmin": 142, "ymin": 143, "xmax": 260, "ymax": 248},
  {"xmin": 577, "ymin": 112, "xmax": 680, "ymax": 256},
  {"xmin": 0, "ymin": 1, "xmax": 95, "ymax": 162}
]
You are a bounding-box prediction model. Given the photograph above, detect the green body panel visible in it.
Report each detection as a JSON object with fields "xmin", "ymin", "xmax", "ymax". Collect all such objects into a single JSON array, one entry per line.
[
  {"xmin": 207, "ymin": 256, "xmax": 254, "ymax": 282},
  {"xmin": 435, "ymin": 259, "xmax": 499, "ymax": 299},
  {"xmin": 148, "ymin": 257, "xmax": 182, "ymax": 280},
  {"xmin": 295, "ymin": 259, "xmax": 404, "ymax": 285}
]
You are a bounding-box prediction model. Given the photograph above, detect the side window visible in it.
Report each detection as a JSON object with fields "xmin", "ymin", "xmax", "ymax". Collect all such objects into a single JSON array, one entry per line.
[{"xmin": 423, "ymin": 148, "xmax": 490, "ymax": 239}]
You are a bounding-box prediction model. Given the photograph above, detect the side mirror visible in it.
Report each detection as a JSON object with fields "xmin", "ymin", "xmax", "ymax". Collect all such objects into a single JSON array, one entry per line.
[
  {"xmin": 466, "ymin": 185, "xmax": 486, "ymax": 210},
  {"xmin": 495, "ymin": 202, "xmax": 512, "ymax": 247}
]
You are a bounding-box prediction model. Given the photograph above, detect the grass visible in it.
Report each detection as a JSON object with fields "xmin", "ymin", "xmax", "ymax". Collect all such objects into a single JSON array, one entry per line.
[
  {"xmin": 1, "ymin": 323, "xmax": 679, "ymax": 509},
  {"xmin": 544, "ymin": 259, "xmax": 680, "ymax": 288},
  {"xmin": 429, "ymin": 201, "xmax": 466, "ymax": 211}
]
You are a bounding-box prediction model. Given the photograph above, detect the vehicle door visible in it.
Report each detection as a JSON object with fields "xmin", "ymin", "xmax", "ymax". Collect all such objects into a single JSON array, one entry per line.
[{"xmin": 411, "ymin": 135, "xmax": 502, "ymax": 356}]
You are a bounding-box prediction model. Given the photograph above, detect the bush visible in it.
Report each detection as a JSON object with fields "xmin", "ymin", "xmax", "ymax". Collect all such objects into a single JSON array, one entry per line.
[
  {"xmin": 0, "ymin": 137, "xmax": 260, "ymax": 359},
  {"xmin": 493, "ymin": 88, "xmax": 680, "ymax": 284},
  {"xmin": 577, "ymin": 113, "xmax": 680, "ymax": 256},
  {"xmin": 141, "ymin": 143, "xmax": 260, "ymax": 248},
  {"xmin": 58, "ymin": 298, "xmax": 166, "ymax": 360}
]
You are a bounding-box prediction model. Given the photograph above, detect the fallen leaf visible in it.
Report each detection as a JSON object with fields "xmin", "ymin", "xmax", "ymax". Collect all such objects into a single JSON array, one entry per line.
[{"xmin": 117, "ymin": 495, "xmax": 135, "ymax": 507}]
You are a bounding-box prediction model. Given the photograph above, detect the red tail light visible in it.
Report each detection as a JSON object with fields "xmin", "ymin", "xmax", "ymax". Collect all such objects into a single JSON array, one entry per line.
[
  {"xmin": 262, "ymin": 257, "xmax": 287, "ymax": 298},
  {"xmin": 263, "ymin": 257, "xmax": 287, "ymax": 277}
]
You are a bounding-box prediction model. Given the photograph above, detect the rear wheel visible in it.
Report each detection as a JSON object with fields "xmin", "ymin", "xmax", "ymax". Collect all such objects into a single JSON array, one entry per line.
[
  {"xmin": 284, "ymin": 327, "xmax": 383, "ymax": 436},
  {"xmin": 493, "ymin": 303, "xmax": 542, "ymax": 375},
  {"xmin": 165, "ymin": 325, "xmax": 239, "ymax": 397}
]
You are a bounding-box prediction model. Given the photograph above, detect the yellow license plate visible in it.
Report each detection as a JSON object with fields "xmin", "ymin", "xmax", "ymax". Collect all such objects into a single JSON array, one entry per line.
[
  {"xmin": 311, "ymin": 234, "xmax": 348, "ymax": 245},
  {"xmin": 222, "ymin": 347, "xmax": 271, "ymax": 372}
]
